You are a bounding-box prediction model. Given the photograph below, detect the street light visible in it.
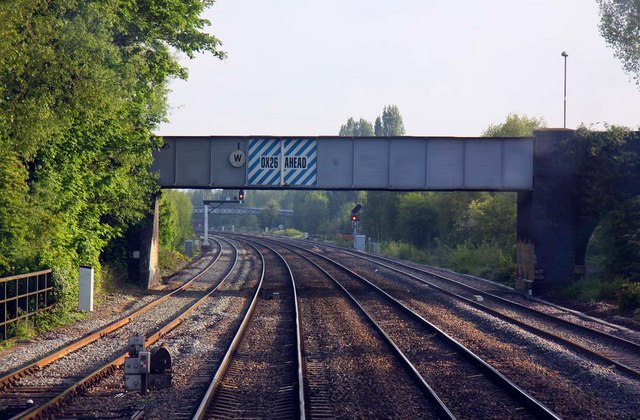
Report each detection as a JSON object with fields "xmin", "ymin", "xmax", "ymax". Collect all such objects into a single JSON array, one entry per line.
[{"xmin": 561, "ymin": 51, "xmax": 568, "ymax": 128}]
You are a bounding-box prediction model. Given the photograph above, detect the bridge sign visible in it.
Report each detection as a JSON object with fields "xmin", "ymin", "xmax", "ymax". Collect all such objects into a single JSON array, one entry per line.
[
  {"xmin": 248, "ymin": 138, "xmax": 280, "ymax": 186},
  {"xmin": 282, "ymin": 138, "xmax": 317, "ymax": 186},
  {"xmin": 248, "ymin": 138, "xmax": 317, "ymax": 186}
]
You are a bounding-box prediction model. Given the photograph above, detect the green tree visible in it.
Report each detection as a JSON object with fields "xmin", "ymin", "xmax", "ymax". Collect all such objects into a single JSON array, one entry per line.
[
  {"xmin": 0, "ymin": 0, "xmax": 223, "ymax": 296},
  {"xmin": 375, "ymin": 105, "xmax": 405, "ymax": 136},
  {"xmin": 482, "ymin": 113, "xmax": 546, "ymax": 137},
  {"xmin": 294, "ymin": 191, "xmax": 329, "ymax": 234},
  {"xmin": 339, "ymin": 117, "xmax": 374, "ymax": 136},
  {"xmin": 397, "ymin": 193, "xmax": 439, "ymax": 249},
  {"xmin": 598, "ymin": 198, "xmax": 640, "ymax": 280},
  {"xmin": 0, "ymin": 153, "xmax": 34, "ymax": 273},
  {"xmin": 430, "ymin": 191, "xmax": 482, "ymax": 245},
  {"xmin": 598, "ymin": 0, "xmax": 640, "ymax": 87},
  {"xmin": 466, "ymin": 113, "xmax": 546, "ymax": 250},
  {"xmin": 258, "ymin": 199, "xmax": 281, "ymax": 229},
  {"xmin": 159, "ymin": 190, "xmax": 193, "ymax": 250},
  {"xmin": 457, "ymin": 193, "xmax": 517, "ymax": 249},
  {"xmin": 159, "ymin": 196, "xmax": 178, "ymax": 249},
  {"xmin": 363, "ymin": 192, "xmax": 399, "ymax": 242}
]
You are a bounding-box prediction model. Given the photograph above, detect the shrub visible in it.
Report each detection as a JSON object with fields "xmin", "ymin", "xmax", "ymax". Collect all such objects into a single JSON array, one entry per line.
[
  {"xmin": 616, "ymin": 282, "xmax": 640, "ymax": 313},
  {"xmin": 8, "ymin": 317, "xmax": 36, "ymax": 341},
  {"xmin": 559, "ymin": 276, "xmax": 603, "ymax": 303},
  {"xmin": 382, "ymin": 241, "xmax": 431, "ymax": 265},
  {"xmin": 277, "ymin": 228, "xmax": 305, "ymax": 239},
  {"xmin": 447, "ymin": 243, "xmax": 515, "ymax": 283},
  {"xmin": 159, "ymin": 248, "xmax": 191, "ymax": 276}
]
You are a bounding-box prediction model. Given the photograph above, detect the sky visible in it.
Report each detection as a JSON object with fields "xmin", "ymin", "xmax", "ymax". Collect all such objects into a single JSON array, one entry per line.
[{"xmin": 156, "ymin": 0, "xmax": 640, "ymax": 138}]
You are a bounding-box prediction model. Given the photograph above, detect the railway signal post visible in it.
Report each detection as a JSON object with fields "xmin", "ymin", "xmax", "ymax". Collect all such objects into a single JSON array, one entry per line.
[{"xmin": 351, "ymin": 204, "xmax": 362, "ymax": 250}]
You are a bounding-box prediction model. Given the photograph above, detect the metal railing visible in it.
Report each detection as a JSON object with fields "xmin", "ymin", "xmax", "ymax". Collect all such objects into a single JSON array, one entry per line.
[{"xmin": 1, "ymin": 269, "xmax": 54, "ymax": 340}]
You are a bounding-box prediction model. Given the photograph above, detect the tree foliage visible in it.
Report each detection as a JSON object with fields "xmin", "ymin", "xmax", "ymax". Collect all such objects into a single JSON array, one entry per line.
[
  {"xmin": 0, "ymin": 0, "xmax": 223, "ymax": 291},
  {"xmin": 159, "ymin": 190, "xmax": 194, "ymax": 250},
  {"xmin": 599, "ymin": 198, "xmax": 640, "ymax": 280},
  {"xmin": 375, "ymin": 105, "xmax": 406, "ymax": 136},
  {"xmin": 482, "ymin": 113, "xmax": 546, "ymax": 137},
  {"xmin": 457, "ymin": 193, "xmax": 517, "ymax": 250},
  {"xmin": 258, "ymin": 199, "xmax": 281, "ymax": 229},
  {"xmin": 339, "ymin": 117, "xmax": 374, "ymax": 136},
  {"xmin": 397, "ymin": 193, "xmax": 439, "ymax": 248},
  {"xmin": 569, "ymin": 125, "xmax": 639, "ymax": 216},
  {"xmin": 598, "ymin": 0, "xmax": 640, "ymax": 87},
  {"xmin": 293, "ymin": 191, "xmax": 329, "ymax": 234}
]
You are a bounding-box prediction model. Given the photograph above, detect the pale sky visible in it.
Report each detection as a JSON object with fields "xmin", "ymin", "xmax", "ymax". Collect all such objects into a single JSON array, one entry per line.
[{"xmin": 156, "ymin": 0, "xmax": 640, "ymax": 137}]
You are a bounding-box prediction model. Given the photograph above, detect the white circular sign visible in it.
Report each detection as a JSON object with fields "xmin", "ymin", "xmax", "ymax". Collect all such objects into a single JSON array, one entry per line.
[
  {"xmin": 229, "ymin": 150, "xmax": 246, "ymax": 167},
  {"xmin": 279, "ymin": 224, "xmax": 284, "ymax": 230}
]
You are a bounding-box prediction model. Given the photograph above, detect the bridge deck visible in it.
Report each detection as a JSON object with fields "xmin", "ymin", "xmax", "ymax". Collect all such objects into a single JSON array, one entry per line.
[{"xmin": 152, "ymin": 136, "xmax": 534, "ymax": 191}]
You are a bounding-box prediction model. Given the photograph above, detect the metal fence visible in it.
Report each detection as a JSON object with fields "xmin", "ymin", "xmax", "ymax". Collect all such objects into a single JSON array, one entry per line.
[{"xmin": 1, "ymin": 269, "xmax": 54, "ymax": 340}]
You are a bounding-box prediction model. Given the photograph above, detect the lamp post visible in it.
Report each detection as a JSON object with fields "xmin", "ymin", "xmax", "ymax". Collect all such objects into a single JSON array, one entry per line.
[{"xmin": 561, "ymin": 51, "xmax": 568, "ymax": 128}]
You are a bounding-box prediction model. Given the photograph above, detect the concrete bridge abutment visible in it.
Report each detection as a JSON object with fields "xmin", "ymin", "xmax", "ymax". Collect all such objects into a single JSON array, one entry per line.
[{"xmin": 517, "ymin": 129, "xmax": 576, "ymax": 295}]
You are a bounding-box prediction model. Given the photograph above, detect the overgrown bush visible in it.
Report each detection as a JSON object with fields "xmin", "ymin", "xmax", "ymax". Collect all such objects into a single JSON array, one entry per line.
[
  {"xmin": 276, "ymin": 228, "xmax": 305, "ymax": 239},
  {"xmin": 160, "ymin": 190, "xmax": 195, "ymax": 252},
  {"xmin": 382, "ymin": 241, "xmax": 431, "ymax": 265},
  {"xmin": 159, "ymin": 248, "xmax": 191, "ymax": 276},
  {"xmin": 7, "ymin": 316, "xmax": 36, "ymax": 341},
  {"xmin": 447, "ymin": 243, "xmax": 515, "ymax": 283},
  {"xmin": 559, "ymin": 276, "xmax": 604, "ymax": 303},
  {"xmin": 616, "ymin": 282, "xmax": 640, "ymax": 313}
]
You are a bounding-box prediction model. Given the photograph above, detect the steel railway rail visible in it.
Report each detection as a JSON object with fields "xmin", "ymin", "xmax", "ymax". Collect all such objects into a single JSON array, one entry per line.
[
  {"xmin": 241, "ymin": 237, "xmax": 448, "ymax": 419},
  {"xmin": 193, "ymin": 240, "xmax": 305, "ymax": 419},
  {"xmin": 242, "ymin": 235, "xmax": 559, "ymax": 419},
  {"xmin": 289, "ymin": 238, "xmax": 640, "ymax": 379},
  {"xmin": 0, "ymin": 238, "xmax": 238, "ymax": 419},
  {"xmin": 0, "ymin": 239, "xmax": 223, "ymax": 391}
]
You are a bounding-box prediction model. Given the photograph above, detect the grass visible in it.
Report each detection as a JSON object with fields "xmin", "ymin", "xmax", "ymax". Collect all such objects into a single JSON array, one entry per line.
[
  {"xmin": 559, "ymin": 274, "xmax": 640, "ymax": 315},
  {"xmin": 558, "ymin": 276, "xmax": 604, "ymax": 303},
  {"xmin": 274, "ymin": 228, "xmax": 305, "ymax": 239},
  {"xmin": 159, "ymin": 248, "xmax": 191, "ymax": 276},
  {"xmin": 380, "ymin": 240, "xmax": 515, "ymax": 285},
  {"xmin": 7, "ymin": 317, "xmax": 36, "ymax": 341}
]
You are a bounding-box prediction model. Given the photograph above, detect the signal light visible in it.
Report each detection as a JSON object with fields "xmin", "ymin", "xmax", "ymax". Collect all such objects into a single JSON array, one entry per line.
[
  {"xmin": 351, "ymin": 214, "xmax": 359, "ymax": 222},
  {"xmin": 238, "ymin": 190, "xmax": 245, "ymax": 201}
]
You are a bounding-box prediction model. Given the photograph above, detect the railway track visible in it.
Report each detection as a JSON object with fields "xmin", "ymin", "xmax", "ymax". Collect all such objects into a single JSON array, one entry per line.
[
  {"xmin": 245, "ymin": 234, "xmax": 640, "ymax": 418},
  {"xmin": 193, "ymin": 241, "xmax": 304, "ymax": 419},
  {"xmin": 293, "ymin": 239, "xmax": 640, "ymax": 379},
  {"xmin": 3, "ymin": 232, "xmax": 638, "ymax": 418},
  {"xmin": 0, "ymin": 238, "xmax": 237, "ymax": 419},
  {"xmin": 269, "ymin": 239, "xmax": 444, "ymax": 418},
  {"xmin": 61, "ymin": 237, "xmax": 265, "ymax": 419},
  {"xmin": 241, "ymin": 235, "xmax": 559, "ymax": 419}
]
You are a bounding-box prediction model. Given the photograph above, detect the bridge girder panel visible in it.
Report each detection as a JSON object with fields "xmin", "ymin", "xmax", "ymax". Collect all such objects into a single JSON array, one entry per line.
[{"xmin": 152, "ymin": 136, "xmax": 534, "ymax": 191}]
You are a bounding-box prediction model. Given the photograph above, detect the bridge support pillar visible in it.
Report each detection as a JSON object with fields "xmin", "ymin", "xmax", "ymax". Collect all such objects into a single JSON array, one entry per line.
[
  {"xmin": 126, "ymin": 195, "xmax": 160, "ymax": 289},
  {"xmin": 140, "ymin": 196, "xmax": 160, "ymax": 289},
  {"xmin": 517, "ymin": 129, "xmax": 576, "ymax": 295}
]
